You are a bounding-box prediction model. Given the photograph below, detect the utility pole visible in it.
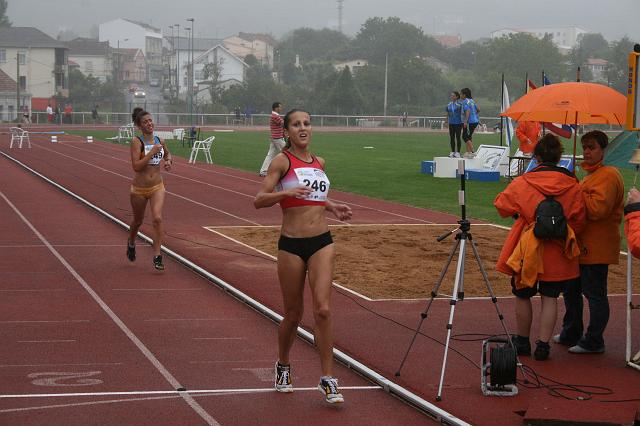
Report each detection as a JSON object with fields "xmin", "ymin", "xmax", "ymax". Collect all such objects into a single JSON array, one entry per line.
[
  {"xmin": 337, "ymin": 0, "xmax": 344, "ymax": 34},
  {"xmin": 187, "ymin": 17, "xmax": 195, "ymax": 127},
  {"xmin": 383, "ymin": 52, "xmax": 388, "ymax": 118},
  {"xmin": 16, "ymin": 53, "xmax": 20, "ymax": 121},
  {"xmin": 174, "ymin": 24, "xmax": 180, "ymax": 98}
]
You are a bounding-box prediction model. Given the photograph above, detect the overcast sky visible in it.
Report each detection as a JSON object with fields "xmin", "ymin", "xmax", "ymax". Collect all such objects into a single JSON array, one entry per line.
[{"xmin": 8, "ymin": 0, "xmax": 640, "ymax": 42}]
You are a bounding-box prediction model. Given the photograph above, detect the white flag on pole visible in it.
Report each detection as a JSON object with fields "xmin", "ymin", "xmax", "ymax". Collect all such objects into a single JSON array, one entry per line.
[{"xmin": 502, "ymin": 82, "xmax": 514, "ymax": 147}]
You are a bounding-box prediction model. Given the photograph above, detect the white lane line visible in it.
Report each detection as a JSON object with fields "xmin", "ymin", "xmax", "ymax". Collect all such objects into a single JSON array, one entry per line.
[
  {"xmin": 0, "ymin": 320, "xmax": 90, "ymax": 324},
  {"xmin": 0, "ymin": 363, "xmax": 123, "ymax": 368},
  {"xmin": 18, "ymin": 340, "xmax": 76, "ymax": 343},
  {"xmin": 193, "ymin": 337, "xmax": 244, "ymax": 340},
  {"xmin": 1, "ymin": 385, "xmax": 381, "ymax": 399},
  {"xmin": 0, "ymin": 244, "xmax": 125, "ymax": 248},
  {"xmin": 112, "ymin": 288, "xmax": 204, "ymax": 291},
  {"xmin": 0, "ymin": 189, "xmax": 219, "ymax": 426},
  {"xmin": 144, "ymin": 318, "xmax": 245, "ymax": 322},
  {"xmin": 204, "ymin": 227, "xmax": 374, "ymax": 301},
  {"xmin": 32, "ymin": 144, "xmax": 258, "ymax": 226},
  {"xmin": 0, "ymin": 386, "xmax": 382, "ymax": 414}
]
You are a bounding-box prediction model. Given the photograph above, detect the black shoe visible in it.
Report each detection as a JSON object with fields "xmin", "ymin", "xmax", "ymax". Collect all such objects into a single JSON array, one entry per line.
[
  {"xmin": 534, "ymin": 340, "xmax": 550, "ymax": 361},
  {"xmin": 153, "ymin": 255, "xmax": 164, "ymax": 270},
  {"xmin": 274, "ymin": 361, "xmax": 293, "ymax": 393},
  {"xmin": 126, "ymin": 240, "xmax": 136, "ymax": 262},
  {"xmin": 511, "ymin": 335, "xmax": 531, "ymax": 356}
]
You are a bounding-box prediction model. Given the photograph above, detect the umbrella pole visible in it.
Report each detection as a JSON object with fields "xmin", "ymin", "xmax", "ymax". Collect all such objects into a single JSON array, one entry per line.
[{"xmin": 572, "ymin": 113, "xmax": 578, "ymax": 171}]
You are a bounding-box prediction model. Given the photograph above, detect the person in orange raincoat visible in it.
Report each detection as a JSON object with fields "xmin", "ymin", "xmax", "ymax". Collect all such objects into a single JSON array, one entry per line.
[
  {"xmin": 494, "ymin": 134, "xmax": 586, "ymax": 360},
  {"xmin": 555, "ymin": 130, "xmax": 624, "ymax": 355},
  {"xmin": 515, "ymin": 120, "xmax": 542, "ymax": 155},
  {"xmin": 625, "ymin": 188, "xmax": 640, "ymax": 258}
]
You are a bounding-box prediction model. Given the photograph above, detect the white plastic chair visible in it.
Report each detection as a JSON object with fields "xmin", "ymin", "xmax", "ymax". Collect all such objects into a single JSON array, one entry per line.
[
  {"xmin": 106, "ymin": 123, "xmax": 134, "ymax": 143},
  {"xmin": 9, "ymin": 127, "xmax": 31, "ymax": 148},
  {"xmin": 188, "ymin": 136, "xmax": 215, "ymax": 164}
]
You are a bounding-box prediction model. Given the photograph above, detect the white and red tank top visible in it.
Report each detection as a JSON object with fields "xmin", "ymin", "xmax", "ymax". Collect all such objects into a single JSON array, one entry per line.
[{"xmin": 277, "ymin": 150, "xmax": 330, "ymax": 209}]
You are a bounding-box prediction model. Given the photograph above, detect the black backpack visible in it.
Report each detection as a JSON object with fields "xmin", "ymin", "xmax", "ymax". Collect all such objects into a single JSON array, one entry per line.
[{"xmin": 533, "ymin": 194, "xmax": 568, "ymax": 240}]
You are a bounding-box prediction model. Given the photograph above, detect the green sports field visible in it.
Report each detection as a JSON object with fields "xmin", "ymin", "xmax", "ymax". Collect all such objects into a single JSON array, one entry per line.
[{"xmin": 70, "ymin": 129, "xmax": 635, "ymax": 227}]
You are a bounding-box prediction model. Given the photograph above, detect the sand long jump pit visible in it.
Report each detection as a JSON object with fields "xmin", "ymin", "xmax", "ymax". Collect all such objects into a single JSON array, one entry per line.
[{"xmin": 205, "ymin": 224, "xmax": 634, "ymax": 300}]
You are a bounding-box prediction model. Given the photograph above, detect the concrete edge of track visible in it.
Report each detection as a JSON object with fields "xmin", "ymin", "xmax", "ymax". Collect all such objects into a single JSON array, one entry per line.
[{"xmin": 0, "ymin": 148, "xmax": 470, "ymax": 426}]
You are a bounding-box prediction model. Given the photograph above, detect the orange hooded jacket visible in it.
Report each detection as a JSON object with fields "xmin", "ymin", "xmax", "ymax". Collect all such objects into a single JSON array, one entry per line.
[
  {"xmin": 494, "ymin": 164, "xmax": 586, "ymax": 282},
  {"xmin": 625, "ymin": 204, "xmax": 640, "ymax": 258},
  {"xmin": 515, "ymin": 121, "xmax": 542, "ymax": 154}
]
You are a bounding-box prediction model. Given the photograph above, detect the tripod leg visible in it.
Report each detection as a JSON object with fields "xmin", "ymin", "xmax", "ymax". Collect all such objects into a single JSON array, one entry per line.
[
  {"xmin": 395, "ymin": 237, "xmax": 461, "ymax": 376},
  {"xmin": 468, "ymin": 237, "xmax": 527, "ymax": 378},
  {"xmin": 436, "ymin": 238, "xmax": 466, "ymax": 401}
]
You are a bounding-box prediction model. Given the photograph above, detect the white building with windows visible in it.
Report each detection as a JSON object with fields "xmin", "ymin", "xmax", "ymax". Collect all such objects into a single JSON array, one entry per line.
[
  {"xmin": 193, "ymin": 44, "xmax": 248, "ymax": 103},
  {"xmin": 0, "ymin": 27, "xmax": 68, "ymax": 112},
  {"xmin": 99, "ymin": 18, "xmax": 163, "ymax": 81},
  {"xmin": 67, "ymin": 38, "xmax": 112, "ymax": 82},
  {"xmin": 490, "ymin": 26, "xmax": 588, "ymax": 50}
]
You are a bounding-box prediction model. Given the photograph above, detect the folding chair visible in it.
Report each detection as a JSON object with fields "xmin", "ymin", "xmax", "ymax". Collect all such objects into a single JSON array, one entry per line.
[
  {"xmin": 188, "ymin": 136, "xmax": 215, "ymax": 164},
  {"xmin": 9, "ymin": 127, "xmax": 31, "ymax": 148}
]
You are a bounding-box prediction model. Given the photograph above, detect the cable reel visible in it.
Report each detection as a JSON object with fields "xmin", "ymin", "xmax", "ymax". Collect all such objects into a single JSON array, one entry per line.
[{"xmin": 481, "ymin": 337, "xmax": 518, "ymax": 396}]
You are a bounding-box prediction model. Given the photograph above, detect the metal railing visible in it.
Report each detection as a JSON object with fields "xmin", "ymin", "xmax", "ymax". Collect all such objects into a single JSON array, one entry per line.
[{"xmin": 19, "ymin": 111, "xmax": 502, "ymax": 129}]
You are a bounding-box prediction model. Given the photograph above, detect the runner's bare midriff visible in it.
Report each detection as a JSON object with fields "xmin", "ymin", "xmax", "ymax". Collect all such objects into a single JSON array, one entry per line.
[
  {"xmin": 132, "ymin": 161, "xmax": 162, "ymax": 188},
  {"xmin": 281, "ymin": 205, "xmax": 328, "ymax": 238}
]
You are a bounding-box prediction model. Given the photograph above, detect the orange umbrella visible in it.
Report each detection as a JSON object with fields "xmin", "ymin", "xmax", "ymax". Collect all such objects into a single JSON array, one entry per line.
[{"xmin": 500, "ymin": 81, "xmax": 627, "ymax": 160}]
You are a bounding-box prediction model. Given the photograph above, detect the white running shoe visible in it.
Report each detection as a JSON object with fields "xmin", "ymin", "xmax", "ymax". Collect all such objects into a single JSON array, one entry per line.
[
  {"xmin": 448, "ymin": 152, "xmax": 455, "ymax": 158},
  {"xmin": 453, "ymin": 152, "xmax": 461, "ymax": 158},
  {"xmin": 318, "ymin": 376, "xmax": 344, "ymax": 403},
  {"xmin": 274, "ymin": 362, "xmax": 293, "ymax": 393}
]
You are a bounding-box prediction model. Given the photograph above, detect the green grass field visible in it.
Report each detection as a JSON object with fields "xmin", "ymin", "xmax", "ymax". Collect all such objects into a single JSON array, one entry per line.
[{"xmin": 69, "ymin": 128, "xmax": 635, "ymax": 227}]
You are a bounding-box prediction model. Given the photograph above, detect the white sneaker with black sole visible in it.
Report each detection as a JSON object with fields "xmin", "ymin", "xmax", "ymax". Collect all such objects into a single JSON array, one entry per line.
[
  {"xmin": 274, "ymin": 361, "xmax": 293, "ymax": 393},
  {"xmin": 318, "ymin": 376, "xmax": 344, "ymax": 403}
]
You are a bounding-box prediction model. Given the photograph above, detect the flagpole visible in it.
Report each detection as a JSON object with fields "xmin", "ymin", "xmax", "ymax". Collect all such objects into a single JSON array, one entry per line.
[
  {"xmin": 500, "ymin": 73, "xmax": 504, "ymax": 147},
  {"xmin": 541, "ymin": 70, "xmax": 546, "ymax": 136}
]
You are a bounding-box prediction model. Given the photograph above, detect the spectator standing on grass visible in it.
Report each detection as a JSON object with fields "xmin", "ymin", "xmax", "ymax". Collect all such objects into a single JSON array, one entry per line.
[
  {"xmin": 46, "ymin": 104, "xmax": 53, "ymax": 123},
  {"xmin": 259, "ymin": 102, "xmax": 286, "ymax": 177},
  {"xmin": 445, "ymin": 91, "xmax": 463, "ymax": 158},
  {"xmin": 126, "ymin": 107, "xmax": 173, "ymax": 271},
  {"xmin": 460, "ymin": 87, "xmax": 480, "ymax": 157},
  {"xmin": 254, "ymin": 109, "xmax": 352, "ymax": 403},
  {"xmin": 494, "ymin": 134, "xmax": 586, "ymax": 361},
  {"xmin": 554, "ymin": 130, "xmax": 624, "ymax": 355},
  {"xmin": 54, "ymin": 105, "xmax": 60, "ymax": 124},
  {"xmin": 63, "ymin": 103, "xmax": 72, "ymax": 124},
  {"xmin": 21, "ymin": 105, "xmax": 30, "ymax": 124}
]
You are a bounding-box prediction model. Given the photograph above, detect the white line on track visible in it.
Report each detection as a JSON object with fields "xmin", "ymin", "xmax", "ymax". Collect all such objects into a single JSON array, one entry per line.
[
  {"xmin": 112, "ymin": 288, "xmax": 205, "ymax": 291},
  {"xmin": 0, "ymin": 320, "xmax": 90, "ymax": 323},
  {"xmin": 0, "ymin": 189, "xmax": 220, "ymax": 426},
  {"xmin": 0, "ymin": 363, "xmax": 123, "ymax": 368},
  {"xmin": 0, "ymin": 386, "xmax": 382, "ymax": 414},
  {"xmin": 31, "ymin": 143, "xmax": 259, "ymax": 226},
  {"xmin": 1, "ymin": 385, "xmax": 381, "ymax": 399}
]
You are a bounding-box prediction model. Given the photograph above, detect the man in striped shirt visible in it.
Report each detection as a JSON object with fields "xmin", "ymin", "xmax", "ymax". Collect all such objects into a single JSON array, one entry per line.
[{"xmin": 259, "ymin": 102, "xmax": 286, "ymax": 177}]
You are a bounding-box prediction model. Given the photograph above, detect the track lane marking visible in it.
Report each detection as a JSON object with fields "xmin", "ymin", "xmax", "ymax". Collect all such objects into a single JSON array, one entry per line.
[{"xmin": 0, "ymin": 189, "xmax": 220, "ymax": 426}]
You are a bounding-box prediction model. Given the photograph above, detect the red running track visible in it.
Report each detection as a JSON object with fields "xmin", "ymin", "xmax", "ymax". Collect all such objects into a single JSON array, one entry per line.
[
  {"xmin": 1, "ymin": 134, "xmax": 639, "ymax": 425},
  {"xmin": 0, "ymin": 148, "xmax": 433, "ymax": 425}
]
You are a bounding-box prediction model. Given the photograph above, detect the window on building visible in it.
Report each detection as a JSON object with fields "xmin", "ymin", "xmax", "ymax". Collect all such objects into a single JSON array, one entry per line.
[
  {"xmin": 0, "ymin": 49, "xmax": 5, "ymax": 63},
  {"xmin": 18, "ymin": 51, "xmax": 26, "ymax": 65},
  {"xmin": 85, "ymin": 61, "xmax": 94, "ymax": 74},
  {"xmin": 0, "ymin": 105, "xmax": 4, "ymax": 120},
  {"xmin": 19, "ymin": 76, "xmax": 26, "ymax": 90}
]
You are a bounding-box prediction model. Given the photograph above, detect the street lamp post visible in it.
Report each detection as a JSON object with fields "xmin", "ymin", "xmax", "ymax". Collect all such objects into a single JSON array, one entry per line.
[
  {"xmin": 187, "ymin": 18, "xmax": 194, "ymax": 127},
  {"xmin": 185, "ymin": 26, "xmax": 191, "ymax": 124},
  {"xmin": 174, "ymin": 24, "xmax": 180, "ymax": 98}
]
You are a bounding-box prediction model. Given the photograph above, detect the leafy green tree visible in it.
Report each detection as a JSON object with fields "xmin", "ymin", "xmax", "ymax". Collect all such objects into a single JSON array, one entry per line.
[
  {"xmin": 278, "ymin": 27, "xmax": 350, "ymax": 66},
  {"xmin": 0, "ymin": 0, "xmax": 11, "ymax": 27},
  {"xmin": 68, "ymin": 69, "xmax": 124, "ymax": 111},
  {"xmin": 475, "ymin": 33, "xmax": 566, "ymax": 102},
  {"xmin": 352, "ymin": 17, "xmax": 428, "ymax": 65},
  {"xmin": 202, "ymin": 61, "xmax": 223, "ymax": 104},
  {"xmin": 326, "ymin": 66, "xmax": 363, "ymax": 114},
  {"xmin": 606, "ymin": 36, "xmax": 636, "ymax": 93}
]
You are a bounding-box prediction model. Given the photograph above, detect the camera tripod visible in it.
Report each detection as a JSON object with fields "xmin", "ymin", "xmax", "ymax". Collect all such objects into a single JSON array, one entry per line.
[{"xmin": 395, "ymin": 159, "xmax": 520, "ymax": 401}]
